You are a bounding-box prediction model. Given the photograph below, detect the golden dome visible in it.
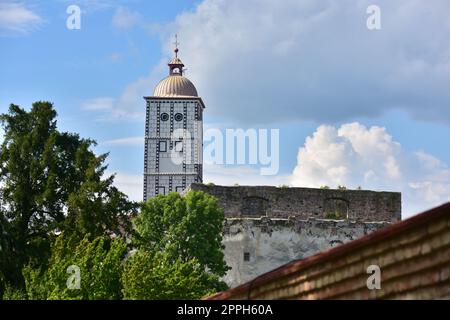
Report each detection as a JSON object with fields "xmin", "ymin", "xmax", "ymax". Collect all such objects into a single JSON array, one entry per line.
[
  {"xmin": 152, "ymin": 44, "xmax": 198, "ymax": 97},
  {"xmin": 153, "ymin": 74, "xmax": 198, "ymax": 97}
]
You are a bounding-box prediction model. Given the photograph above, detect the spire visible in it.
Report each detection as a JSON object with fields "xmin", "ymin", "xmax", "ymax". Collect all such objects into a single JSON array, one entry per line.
[
  {"xmin": 168, "ymin": 34, "xmax": 184, "ymax": 76},
  {"xmin": 174, "ymin": 34, "xmax": 179, "ymax": 58}
]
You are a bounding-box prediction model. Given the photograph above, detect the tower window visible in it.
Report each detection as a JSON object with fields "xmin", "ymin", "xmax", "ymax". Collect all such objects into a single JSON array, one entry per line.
[
  {"xmin": 157, "ymin": 186, "xmax": 165, "ymax": 195},
  {"xmin": 243, "ymin": 252, "xmax": 250, "ymax": 262},
  {"xmin": 159, "ymin": 141, "xmax": 167, "ymax": 152},
  {"xmin": 174, "ymin": 113, "xmax": 183, "ymax": 121},
  {"xmin": 175, "ymin": 186, "xmax": 184, "ymax": 193},
  {"xmin": 175, "ymin": 141, "xmax": 183, "ymax": 152},
  {"xmin": 160, "ymin": 113, "xmax": 169, "ymax": 121}
]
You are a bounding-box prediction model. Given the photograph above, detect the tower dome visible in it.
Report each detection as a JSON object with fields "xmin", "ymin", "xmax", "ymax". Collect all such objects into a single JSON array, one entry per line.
[
  {"xmin": 153, "ymin": 46, "xmax": 198, "ymax": 97},
  {"xmin": 153, "ymin": 74, "xmax": 198, "ymax": 97}
]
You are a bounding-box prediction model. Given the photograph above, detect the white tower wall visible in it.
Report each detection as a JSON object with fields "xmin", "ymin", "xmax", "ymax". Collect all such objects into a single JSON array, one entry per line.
[{"xmin": 143, "ymin": 98, "xmax": 203, "ymax": 201}]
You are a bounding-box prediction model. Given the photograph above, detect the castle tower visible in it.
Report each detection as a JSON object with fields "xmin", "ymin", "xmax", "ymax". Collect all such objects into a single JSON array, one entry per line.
[{"xmin": 143, "ymin": 40, "xmax": 204, "ymax": 201}]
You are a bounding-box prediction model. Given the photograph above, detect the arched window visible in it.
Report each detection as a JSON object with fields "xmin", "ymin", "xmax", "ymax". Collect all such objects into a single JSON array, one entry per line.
[
  {"xmin": 241, "ymin": 196, "xmax": 269, "ymax": 216},
  {"xmin": 324, "ymin": 197, "xmax": 350, "ymax": 219}
]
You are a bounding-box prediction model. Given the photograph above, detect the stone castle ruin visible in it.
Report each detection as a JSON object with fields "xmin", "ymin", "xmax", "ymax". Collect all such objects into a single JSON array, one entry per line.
[{"xmin": 188, "ymin": 183, "xmax": 401, "ymax": 287}]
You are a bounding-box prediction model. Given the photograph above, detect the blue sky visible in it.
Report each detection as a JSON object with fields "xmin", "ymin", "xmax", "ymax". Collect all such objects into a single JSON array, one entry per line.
[{"xmin": 1, "ymin": 0, "xmax": 450, "ymax": 218}]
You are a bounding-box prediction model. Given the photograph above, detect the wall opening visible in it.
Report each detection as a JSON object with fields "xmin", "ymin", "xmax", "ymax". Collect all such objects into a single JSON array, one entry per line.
[
  {"xmin": 241, "ymin": 196, "xmax": 269, "ymax": 216},
  {"xmin": 324, "ymin": 197, "xmax": 349, "ymax": 219}
]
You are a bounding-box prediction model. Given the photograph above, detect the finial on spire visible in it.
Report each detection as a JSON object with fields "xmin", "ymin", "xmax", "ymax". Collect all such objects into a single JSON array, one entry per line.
[
  {"xmin": 173, "ymin": 34, "xmax": 179, "ymax": 58},
  {"xmin": 168, "ymin": 34, "xmax": 184, "ymax": 76}
]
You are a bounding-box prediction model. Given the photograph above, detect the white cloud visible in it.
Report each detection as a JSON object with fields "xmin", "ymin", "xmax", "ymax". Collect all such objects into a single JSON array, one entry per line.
[
  {"xmin": 81, "ymin": 97, "xmax": 115, "ymax": 111},
  {"xmin": 91, "ymin": 0, "xmax": 450, "ymax": 125},
  {"xmin": 168, "ymin": 0, "xmax": 450, "ymax": 125},
  {"xmin": 112, "ymin": 6, "xmax": 141, "ymax": 29},
  {"xmin": 0, "ymin": 1, "xmax": 43, "ymax": 35},
  {"xmin": 290, "ymin": 122, "xmax": 450, "ymax": 218},
  {"xmin": 103, "ymin": 136, "xmax": 144, "ymax": 146}
]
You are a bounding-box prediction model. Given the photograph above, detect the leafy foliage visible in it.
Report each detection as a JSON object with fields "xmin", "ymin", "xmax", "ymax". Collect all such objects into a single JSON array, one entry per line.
[
  {"xmin": 122, "ymin": 251, "xmax": 227, "ymax": 300},
  {"xmin": 0, "ymin": 102, "xmax": 229, "ymax": 300},
  {"xmin": 20, "ymin": 229, "xmax": 226, "ymax": 300},
  {"xmin": 134, "ymin": 191, "xmax": 229, "ymax": 277},
  {"xmin": 22, "ymin": 233, "xmax": 127, "ymax": 300},
  {"xmin": 0, "ymin": 102, "xmax": 137, "ymax": 291},
  {"xmin": 1, "ymin": 285, "xmax": 27, "ymax": 300},
  {"xmin": 325, "ymin": 211, "xmax": 341, "ymax": 220}
]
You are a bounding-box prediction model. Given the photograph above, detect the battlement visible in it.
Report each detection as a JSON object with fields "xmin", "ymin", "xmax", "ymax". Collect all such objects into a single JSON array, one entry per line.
[{"xmin": 188, "ymin": 183, "xmax": 401, "ymax": 222}]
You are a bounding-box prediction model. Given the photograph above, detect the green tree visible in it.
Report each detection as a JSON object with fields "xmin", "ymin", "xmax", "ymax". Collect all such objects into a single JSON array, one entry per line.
[
  {"xmin": 64, "ymin": 154, "xmax": 136, "ymax": 239},
  {"xmin": 134, "ymin": 191, "xmax": 229, "ymax": 277},
  {"xmin": 0, "ymin": 211, "xmax": 22, "ymax": 293},
  {"xmin": 0, "ymin": 102, "xmax": 137, "ymax": 290},
  {"xmin": 1, "ymin": 284, "xmax": 27, "ymax": 300},
  {"xmin": 22, "ymin": 233, "xmax": 127, "ymax": 300},
  {"xmin": 121, "ymin": 251, "xmax": 226, "ymax": 300}
]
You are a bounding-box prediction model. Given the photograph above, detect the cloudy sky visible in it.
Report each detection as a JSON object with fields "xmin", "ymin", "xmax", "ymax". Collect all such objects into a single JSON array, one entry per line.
[{"xmin": 1, "ymin": 0, "xmax": 450, "ymax": 218}]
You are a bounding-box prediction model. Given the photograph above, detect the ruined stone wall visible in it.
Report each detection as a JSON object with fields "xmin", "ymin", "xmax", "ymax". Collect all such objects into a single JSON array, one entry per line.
[
  {"xmin": 209, "ymin": 203, "xmax": 450, "ymax": 300},
  {"xmin": 222, "ymin": 217, "xmax": 388, "ymax": 288},
  {"xmin": 185, "ymin": 183, "xmax": 400, "ymax": 287},
  {"xmin": 189, "ymin": 183, "xmax": 401, "ymax": 222}
]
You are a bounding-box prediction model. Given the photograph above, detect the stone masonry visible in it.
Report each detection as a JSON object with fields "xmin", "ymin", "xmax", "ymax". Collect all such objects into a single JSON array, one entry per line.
[
  {"xmin": 187, "ymin": 183, "xmax": 401, "ymax": 287},
  {"xmin": 189, "ymin": 183, "xmax": 401, "ymax": 222}
]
